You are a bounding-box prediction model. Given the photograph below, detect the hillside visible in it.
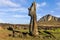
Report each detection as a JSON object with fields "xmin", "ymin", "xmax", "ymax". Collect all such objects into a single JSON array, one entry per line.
[{"xmin": 38, "ymin": 14, "xmax": 60, "ymax": 26}]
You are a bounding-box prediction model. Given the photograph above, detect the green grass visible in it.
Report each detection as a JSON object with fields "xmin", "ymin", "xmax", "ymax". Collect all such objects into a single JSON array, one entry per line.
[{"xmin": 0, "ymin": 28, "xmax": 60, "ymax": 40}]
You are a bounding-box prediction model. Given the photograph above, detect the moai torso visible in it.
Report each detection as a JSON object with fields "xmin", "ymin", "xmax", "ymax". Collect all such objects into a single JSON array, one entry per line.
[{"xmin": 28, "ymin": 1, "xmax": 38, "ymax": 36}]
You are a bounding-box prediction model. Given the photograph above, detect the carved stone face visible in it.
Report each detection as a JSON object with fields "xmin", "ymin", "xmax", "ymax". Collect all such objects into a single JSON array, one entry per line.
[
  {"xmin": 28, "ymin": 6, "xmax": 34, "ymax": 16},
  {"xmin": 28, "ymin": 2, "xmax": 36, "ymax": 17},
  {"xmin": 28, "ymin": 8, "xmax": 31, "ymax": 16}
]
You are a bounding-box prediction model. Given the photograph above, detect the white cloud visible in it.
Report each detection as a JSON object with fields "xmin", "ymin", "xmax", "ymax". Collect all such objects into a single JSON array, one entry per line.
[
  {"xmin": 37, "ymin": 13, "xmax": 42, "ymax": 20},
  {"xmin": 19, "ymin": 0, "xmax": 27, "ymax": 3},
  {"xmin": 0, "ymin": 12, "xmax": 6, "ymax": 14},
  {"xmin": 36, "ymin": 3, "xmax": 40, "ymax": 9},
  {"xmin": 13, "ymin": 15, "xmax": 29, "ymax": 18},
  {"xmin": 0, "ymin": 19, "xmax": 5, "ymax": 23},
  {"xmin": 18, "ymin": 8, "xmax": 28, "ymax": 13},
  {"xmin": 0, "ymin": 7, "xmax": 28, "ymax": 13},
  {"xmin": 0, "ymin": 0, "xmax": 20, "ymax": 7},
  {"xmin": 40, "ymin": 2, "xmax": 46, "ymax": 7},
  {"xmin": 56, "ymin": 2, "xmax": 60, "ymax": 10},
  {"xmin": 50, "ymin": 11, "xmax": 54, "ymax": 13},
  {"xmin": 0, "ymin": 0, "xmax": 28, "ymax": 13},
  {"xmin": 54, "ymin": 15, "xmax": 60, "ymax": 17},
  {"xmin": 36, "ymin": 2, "xmax": 46, "ymax": 9},
  {"xmin": 56, "ymin": 2, "xmax": 60, "ymax": 6}
]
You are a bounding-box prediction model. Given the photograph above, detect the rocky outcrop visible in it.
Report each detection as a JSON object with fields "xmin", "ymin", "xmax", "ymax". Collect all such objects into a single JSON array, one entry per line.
[
  {"xmin": 38, "ymin": 14, "xmax": 59, "ymax": 22},
  {"xmin": 37, "ymin": 14, "xmax": 60, "ymax": 26}
]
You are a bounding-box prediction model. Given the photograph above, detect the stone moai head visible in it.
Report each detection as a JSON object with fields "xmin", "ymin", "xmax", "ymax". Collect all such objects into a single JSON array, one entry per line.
[{"xmin": 28, "ymin": 2, "xmax": 36, "ymax": 17}]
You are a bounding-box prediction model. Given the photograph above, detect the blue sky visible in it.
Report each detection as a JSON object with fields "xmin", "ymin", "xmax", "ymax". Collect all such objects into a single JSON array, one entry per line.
[{"xmin": 0, "ymin": 0, "xmax": 60, "ymax": 24}]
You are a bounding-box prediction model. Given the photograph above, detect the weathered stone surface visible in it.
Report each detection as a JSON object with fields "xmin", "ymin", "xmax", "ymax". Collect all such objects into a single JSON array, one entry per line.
[{"xmin": 28, "ymin": 1, "xmax": 38, "ymax": 36}]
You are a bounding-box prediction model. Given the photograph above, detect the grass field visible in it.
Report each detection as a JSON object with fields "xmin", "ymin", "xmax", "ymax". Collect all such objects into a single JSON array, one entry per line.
[{"xmin": 0, "ymin": 28, "xmax": 60, "ymax": 40}]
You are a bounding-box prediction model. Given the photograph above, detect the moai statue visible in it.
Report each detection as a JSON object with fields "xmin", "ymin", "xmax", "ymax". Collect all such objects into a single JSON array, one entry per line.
[{"xmin": 28, "ymin": 1, "xmax": 38, "ymax": 36}]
